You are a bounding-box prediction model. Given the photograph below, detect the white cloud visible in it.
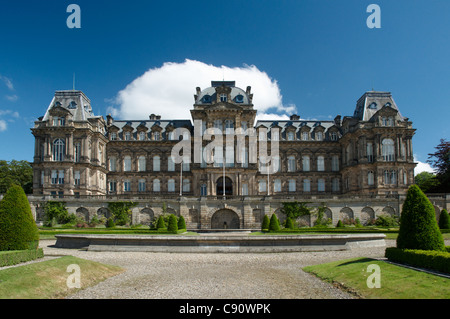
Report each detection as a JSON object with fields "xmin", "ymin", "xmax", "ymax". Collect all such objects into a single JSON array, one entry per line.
[
  {"xmin": 6, "ymin": 95, "xmax": 18, "ymax": 102},
  {"xmin": 0, "ymin": 120, "xmax": 7, "ymax": 132},
  {"xmin": 110, "ymin": 59, "xmax": 296, "ymax": 121},
  {"xmin": 414, "ymin": 155, "xmax": 435, "ymax": 175},
  {"xmin": 0, "ymin": 75, "xmax": 14, "ymax": 91}
]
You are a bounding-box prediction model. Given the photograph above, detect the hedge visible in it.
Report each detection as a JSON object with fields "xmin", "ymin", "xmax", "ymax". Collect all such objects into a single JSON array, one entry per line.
[
  {"xmin": 0, "ymin": 248, "xmax": 44, "ymax": 267},
  {"xmin": 385, "ymin": 247, "xmax": 450, "ymax": 274}
]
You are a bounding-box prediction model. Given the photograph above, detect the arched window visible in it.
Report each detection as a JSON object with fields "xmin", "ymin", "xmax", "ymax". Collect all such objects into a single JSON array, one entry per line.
[
  {"xmin": 109, "ymin": 157, "xmax": 117, "ymax": 172},
  {"xmin": 153, "ymin": 155, "xmax": 160, "ymax": 171},
  {"xmin": 331, "ymin": 155, "xmax": 339, "ymax": 171},
  {"xmin": 168, "ymin": 156, "xmax": 175, "ymax": 171},
  {"xmin": 168, "ymin": 179, "xmax": 175, "ymax": 192},
  {"xmin": 289, "ymin": 179, "xmax": 296, "ymax": 192},
  {"xmin": 124, "ymin": 156, "xmax": 131, "ymax": 171},
  {"xmin": 317, "ymin": 156, "xmax": 325, "ymax": 171},
  {"xmin": 138, "ymin": 156, "xmax": 146, "ymax": 172},
  {"xmin": 288, "ymin": 156, "xmax": 296, "ymax": 172},
  {"xmin": 382, "ymin": 138, "xmax": 395, "ymax": 161},
  {"xmin": 318, "ymin": 178, "xmax": 325, "ymax": 192},
  {"xmin": 52, "ymin": 139, "xmax": 65, "ymax": 161},
  {"xmin": 139, "ymin": 131, "xmax": 146, "ymax": 141},
  {"xmin": 303, "ymin": 179, "xmax": 311, "ymax": 192},
  {"xmin": 332, "ymin": 178, "xmax": 340, "ymax": 192},
  {"xmin": 302, "ymin": 156, "xmax": 310, "ymax": 171},
  {"xmin": 153, "ymin": 179, "xmax": 160, "ymax": 192},
  {"xmin": 274, "ymin": 179, "xmax": 281, "ymax": 193}
]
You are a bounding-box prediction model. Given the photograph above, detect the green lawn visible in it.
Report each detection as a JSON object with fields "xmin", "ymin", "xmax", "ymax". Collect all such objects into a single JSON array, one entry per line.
[
  {"xmin": 303, "ymin": 257, "xmax": 450, "ymax": 299},
  {"xmin": 0, "ymin": 256, "xmax": 124, "ymax": 299}
]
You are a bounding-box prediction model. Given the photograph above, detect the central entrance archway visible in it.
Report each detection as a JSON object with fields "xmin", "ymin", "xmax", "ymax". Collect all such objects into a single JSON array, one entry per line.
[
  {"xmin": 211, "ymin": 209, "xmax": 240, "ymax": 229},
  {"xmin": 216, "ymin": 177, "xmax": 233, "ymax": 196}
]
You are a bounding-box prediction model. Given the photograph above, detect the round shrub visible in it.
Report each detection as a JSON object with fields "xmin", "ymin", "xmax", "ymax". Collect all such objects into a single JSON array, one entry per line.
[
  {"xmin": 269, "ymin": 213, "xmax": 280, "ymax": 232},
  {"xmin": 261, "ymin": 214, "xmax": 270, "ymax": 231},
  {"xmin": 397, "ymin": 185, "xmax": 445, "ymax": 251},
  {"xmin": 0, "ymin": 185, "xmax": 39, "ymax": 251},
  {"xmin": 167, "ymin": 214, "xmax": 178, "ymax": 233},
  {"xmin": 438, "ymin": 209, "xmax": 450, "ymax": 230},
  {"xmin": 106, "ymin": 217, "xmax": 115, "ymax": 228},
  {"xmin": 177, "ymin": 215, "xmax": 186, "ymax": 230}
]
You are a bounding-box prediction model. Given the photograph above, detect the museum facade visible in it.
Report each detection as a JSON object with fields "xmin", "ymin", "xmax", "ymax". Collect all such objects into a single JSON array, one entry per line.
[{"xmin": 29, "ymin": 81, "xmax": 417, "ymax": 229}]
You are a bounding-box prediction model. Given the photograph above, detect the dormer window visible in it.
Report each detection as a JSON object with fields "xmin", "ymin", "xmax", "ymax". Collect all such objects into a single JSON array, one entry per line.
[
  {"xmin": 220, "ymin": 93, "xmax": 227, "ymax": 102},
  {"xmin": 235, "ymin": 94, "xmax": 244, "ymax": 103},
  {"xmin": 202, "ymin": 95, "xmax": 211, "ymax": 103},
  {"xmin": 53, "ymin": 117, "xmax": 65, "ymax": 126},
  {"xmin": 68, "ymin": 101, "xmax": 77, "ymax": 109},
  {"xmin": 124, "ymin": 132, "xmax": 131, "ymax": 141},
  {"xmin": 384, "ymin": 102, "xmax": 392, "ymax": 108},
  {"xmin": 369, "ymin": 102, "xmax": 377, "ymax": 109}
]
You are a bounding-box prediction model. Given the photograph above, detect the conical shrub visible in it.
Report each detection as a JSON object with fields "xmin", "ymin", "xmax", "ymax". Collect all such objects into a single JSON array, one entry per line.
[
  {"xmin": 285, "ymin": 217, "xmax": 295, "ymax": 229},
  {"xmin": 261, "ymin": 214, "xmax": 270, "ymax": 231},
  {"xmin": 397, "ymin": 185, "xmax": 445, "ymax": 251},
  {"xmin": 438, "ymin": 209, "xmax": 450, "ymax": 230},
  {"xmin": 0, "ymin": 185, "xmax": 39, "ymax": 251},
  {"xmin": 156, "ymin": 215, "xmax": 165, "ymax": 230},
  {"xmin": 167, "ymin": 214, "xmax": 178, "ymax": 233},
  {"xmin": 269, "ymin": 213, "xmax": 280, "ymax": 232},
  {"xmin": 178, "ymin": 215, "xmax": 186, "ymax": 230}
]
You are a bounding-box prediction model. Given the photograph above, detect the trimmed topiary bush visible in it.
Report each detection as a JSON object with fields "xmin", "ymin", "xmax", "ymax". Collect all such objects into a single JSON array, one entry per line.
[
  {"xmin": 167, "ymin": 214, "xmax": 178, "ymax": 233},
  {"xmin": 156, "ymin": 215, "xmax": 166, "ymax": 230},
  {"xmin": 261, "ymin": 215, "xmax": 270, "ymax": 231},
  {"xmin": 397, "ymin": 185, "xmax": 445, "ymax": 251},
  {"xmin": 106, "ymin": 217, "xmax": 115, "ymax": 228},
  {"xmin": 336, "ymin": 220, "xmax": 344, "ymax": 228},
  {"xmin": 269, "ymin": 213, "xmax": 280, "ymax": 232},
  {"xmin": 438, "ymin": 209, "xmax": 450, "ymax": 230},
  {"xmin": 0, "ymin": 185, "xmax": 39, "ymax": 251},
  {"xmin": 177, "ymin": 215, "xmax": 186, "ymax": 230},
  {"xmin": 285, "ymin": 217, "xmax": 294, "ymax": 229}
]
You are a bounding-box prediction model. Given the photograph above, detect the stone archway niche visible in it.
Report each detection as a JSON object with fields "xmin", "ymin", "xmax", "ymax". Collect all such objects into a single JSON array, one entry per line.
[{"xmin": 211, "ymin": 209, "xmax": 240, "ymax": 229}]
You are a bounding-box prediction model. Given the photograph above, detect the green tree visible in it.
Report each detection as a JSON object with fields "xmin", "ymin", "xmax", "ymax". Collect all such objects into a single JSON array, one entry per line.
[
  {"xmin": 261, "ymin": 215, "xmax": 270, "ymax": 231},
  {"xmin": 269, "ymin": 213, "xmax": 280, "ymax": 232},
  {"xmin": 0, "ymin": 185, "xmax": 39, "ymax": 250},
  {"xmin": 397, "ymin": 185, "xmax": 445, "ymax": 251},
  {"xmin": 427, "ymin": 139, "xmax": 450, "ymax": 192},
  {"xmin": 167, "ymin": 214, "xmax": 178, "ymax": 233},
  {"xmin": 438, "ymin": 209, "xmax": 450, "ymax": 230},
  {"xmin": 177, "ymin": 215, "xmax": 186, "ymax": 230},
  {"xmin": 0, "ymin": 160, "xmax": 33, "ymax": 194},
  {"xmin": 108, "ymin": 202, "xmax": 136, "ymax": 226},
  {"xmin": 414, "ymin": 171, "xmax": 440, "ymax": 193},
  {"xmin": 281, "ymin": 201, "xmax": 311, "ymax": 219}
]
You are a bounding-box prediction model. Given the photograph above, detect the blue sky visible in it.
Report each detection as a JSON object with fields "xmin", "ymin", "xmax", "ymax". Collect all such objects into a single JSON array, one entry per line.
[{"xmin": 0, "ymin": 0, "xmax": 448, "ymax": 173}]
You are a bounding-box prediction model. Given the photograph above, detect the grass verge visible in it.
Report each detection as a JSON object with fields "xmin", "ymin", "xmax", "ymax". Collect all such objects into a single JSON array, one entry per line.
[
  {"xmin": 0, "ymin": 256, "xmax": 124, "ymax": 299},
  {"xmin": 303, "ymin": 257, "xmax": 450, "ymax": 299}
]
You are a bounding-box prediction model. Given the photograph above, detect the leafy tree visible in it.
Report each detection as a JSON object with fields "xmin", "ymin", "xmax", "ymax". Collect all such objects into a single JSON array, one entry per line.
[
  {"xmin": 280, "ymin": 201, "xmax": 311, "ymax": 220},
  {"xmin": 414, "ymin": 171, "xmax": 440, "ymax": 193},
  {"xmin": 427, "ymin": 139, "xmax": 450, "ymax": 192},
  {"xmin": 438, "ymin": 209, "xmax": 450, "ymax": 230},
  {"xmin": 107, "ymin": 201, "xmax": 136, "ymax": 226},
  {"xmin": 0, "ymin": 185, "xmax": 39, "ymax": 250},
  {"xmin": 167, "ymin": 214, "xmax": 178, "ymax": 233},
  {"xmin": 43, "ymin": 201, "xmax": 75, "ymax": 226},
  {"xmin": 397, "ymin": 185, "xmax": 445, "ymax": 251},
  {"xmin": 269, "ymin": 213, "xmax": 280, "ymax": 232},
  {"xmin": 0, "ymin": 160, "xmax": 33, "ymax": 194}
]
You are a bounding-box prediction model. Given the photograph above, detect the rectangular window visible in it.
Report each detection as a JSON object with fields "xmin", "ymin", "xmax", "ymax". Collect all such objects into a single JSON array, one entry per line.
[
  {"xmin": 110, "ymin": 157, "xmax": 117, "ymax": 172},
  {"xmin": 168, "ymin": 156, "xmax": 175, "ymax": 171},
  {"xmin": 138, "ymin": 179, "xmax": 146, "ymax": 192},
  {"xmin": 109, "ymin": 181, "xmax": 117, "ymax": 192},
  {"xmin": 74, "ymin": 171, "xmax": 80, "ymax": 186},
  {"xmin": 110, "ymin": 132, "xmax": 117, "ymax": 141},
  {"xmin": 332, "ymin": 178, "xmax": 340, "ymax": 192},
  {"xmin": 58, "ymin": 170, "xmax": 65, "ymax": 184},
  {"xmin": 317, "ymin": 156, "xmax": 325, "ymax": 171},
  {"xmin": 289, "ymin": 179, "xmax": 296, "ymax": 192},
  {"xmin": 288, "ymin": 131, "xmax": 294, "ymax": 141},
  {"xmin": 274, "ymin": 179, "xmax": 281, "ymax": 193},
  {"xmin": 367, "ymin": 142, "xmax": 373, "ymax": 162},
  {"xmin": 302, "ymin": 156, "xmax": 310, "ymax": 171},
  {"xmin": 259, "ymin": 180, "xmax": 267, "ymax": 192},
  {"xmin": 331, "ymin": 155, "xmax": 339, "ymax": 171},
  {"xmin": 124, "ymin": 180, "xmax": 131, "ymax": 192},
  {"xmin": 241, "ymin": 183, "xmax": 248, "ymax": 196},
  {"xmin": 318, "ymin": 179, "xmax": 325, "ymax": 192},
  {"xmin": 168, "ymin": 179, "xmax": 175, "ymax": 192},
  {"xmin": 288, "ymin": 156, "xmax": 296, "ymax": 172},
  {"xmin": 74, "ymin": 143, "xmax": 81, "ymax": 163}
]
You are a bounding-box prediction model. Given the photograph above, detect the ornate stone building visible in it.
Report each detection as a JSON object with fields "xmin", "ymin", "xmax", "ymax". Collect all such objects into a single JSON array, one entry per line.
[{"xmin": 29, "ymin": 81, "xmax": 417, "ymax": 229}]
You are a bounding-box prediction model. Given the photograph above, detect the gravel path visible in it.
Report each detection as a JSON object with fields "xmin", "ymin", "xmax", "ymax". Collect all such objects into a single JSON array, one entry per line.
[{"xmin": 39, "ymin": 239, "xmax": 397, "ymax": 299}]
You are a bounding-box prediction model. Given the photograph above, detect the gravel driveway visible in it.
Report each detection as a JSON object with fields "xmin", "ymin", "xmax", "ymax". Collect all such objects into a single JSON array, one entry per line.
[{"xmin": 39, "ymin": 239, "xmax": 397, "ymax": 299}]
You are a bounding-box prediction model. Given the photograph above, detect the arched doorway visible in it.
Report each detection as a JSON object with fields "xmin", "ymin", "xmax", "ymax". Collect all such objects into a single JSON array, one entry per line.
[
  {"xmin": 211, "ymin": 209, "xmax": 240, "ymax": 229},
  {"xmin": 216, "ymin": 177, "xmax": 233, "ymax": 196}
]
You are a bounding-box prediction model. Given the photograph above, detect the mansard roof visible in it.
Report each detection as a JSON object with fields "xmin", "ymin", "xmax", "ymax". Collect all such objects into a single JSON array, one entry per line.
[
  {"xmin": 42, "ymin": 90, "xmax": 98, "ymax": 122},
  {"xmin": 353, "ymin": 91, "xmax": 404, "ymax": 122}
]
